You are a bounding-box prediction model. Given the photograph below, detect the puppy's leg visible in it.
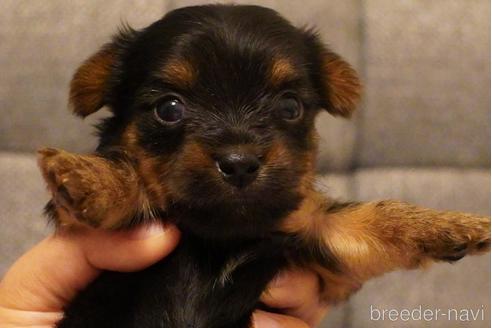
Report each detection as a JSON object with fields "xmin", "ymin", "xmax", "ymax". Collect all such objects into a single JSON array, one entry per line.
[
  {"xmin": 38, "ymin": 148, "xmax": 142, "ymax": 229},
  {"xmin": 283, "ymin": 195, "xmax": 491, "ymax": 303}
]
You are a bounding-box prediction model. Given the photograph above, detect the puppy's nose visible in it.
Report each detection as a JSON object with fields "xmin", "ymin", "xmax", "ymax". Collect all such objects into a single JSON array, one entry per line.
[{"xmin": 216, "ymin": 152, "xmax": 260, "ymax": 188}]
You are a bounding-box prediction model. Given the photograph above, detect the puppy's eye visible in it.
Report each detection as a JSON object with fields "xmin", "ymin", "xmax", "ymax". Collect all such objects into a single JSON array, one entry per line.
[
  {"xmin": 154, "ymin": 98, "xmax": 185, "ymax": 124},
  {"xmin": 276, "ymin": 96, "xmax": 303, "ymax": 121}
]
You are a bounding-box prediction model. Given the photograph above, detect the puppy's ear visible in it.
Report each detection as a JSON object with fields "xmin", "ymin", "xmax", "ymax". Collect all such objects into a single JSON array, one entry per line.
[
  {"xmin": 69, "ymin": 27, "xmax": 137, "ymax": 117},
  {"xmin": 304, "ymin": 31, "xmax": 362, "ymax": 117},
  {"xmin": 319, "ymin": 50, "xmax": 361, "ymax": 117}
]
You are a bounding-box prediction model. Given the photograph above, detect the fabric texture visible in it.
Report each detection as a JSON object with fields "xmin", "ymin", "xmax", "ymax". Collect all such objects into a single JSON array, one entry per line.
[{"xmin": 356, "ymin": 0, "xmax": 490, "ymax": 168}]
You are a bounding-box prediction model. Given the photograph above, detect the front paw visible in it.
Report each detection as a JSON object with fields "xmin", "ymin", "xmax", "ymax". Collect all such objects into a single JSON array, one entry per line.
[
  {"xmin": 37, "ymin": 148, "xmax": 107, "ymax": 227},
  {"xmin": 422, "ymin": 214, "xmax": 490, "ymax": 263}
]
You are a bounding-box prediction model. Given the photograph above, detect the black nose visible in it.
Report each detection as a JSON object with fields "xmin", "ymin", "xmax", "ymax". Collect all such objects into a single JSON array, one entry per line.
[{"xmin": 216, "ymin": 152, "xmax": 260, "ymax": 188}]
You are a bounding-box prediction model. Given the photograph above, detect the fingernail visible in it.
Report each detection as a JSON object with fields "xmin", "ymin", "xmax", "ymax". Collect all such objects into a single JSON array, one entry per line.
[
  {"xmin": 128, "ymin": 222, "xmax": 166, "ymax": 240},
  {"xmin": 269, "ymin": 270, "xmax": 291, "ymax": 288},
  {"xmin": 253, "ymin": 311, "xmax": 281, "ymax": 328}
]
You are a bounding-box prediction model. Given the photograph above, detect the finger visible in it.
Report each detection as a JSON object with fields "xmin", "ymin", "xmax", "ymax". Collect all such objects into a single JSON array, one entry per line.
[
  {"xmin": 262, "ymin": 269, "xmax": 320, "ymax": 309},
  {"xmin": 253, "ymin": 310, "xmax": 310, "ymax": 328},
  {"xmin": 0, "ymin": 306, "xmax": 63, "ymax": 327},
  {"xmin": 261, "ymin": 269, "xmax": 328, "ymax": 327},
  {"xmin": 77, "ymin": 222, "xmax": 180, "ymax": 272},
  {"xmin": 0, "ymin": 222, "xmax": 180, "ymax": 312}
]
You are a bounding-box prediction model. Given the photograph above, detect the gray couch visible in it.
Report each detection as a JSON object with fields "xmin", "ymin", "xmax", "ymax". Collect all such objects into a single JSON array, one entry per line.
[{"xmin": 1, "ymin": 1, "xmax": 490, "ymax": 327}]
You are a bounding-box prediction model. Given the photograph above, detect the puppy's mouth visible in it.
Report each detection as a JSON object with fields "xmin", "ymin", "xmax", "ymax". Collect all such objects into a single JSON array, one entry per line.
[
  {"xmin": 159, "ymin": 140, "xmax": 306, "ymax": 238},
  {"xmin": 168, "ymin": 166, "xmax": 275, "ymax": 207},
  {"xmin": 166, "ymin": 167, "xmax": 302, "ymax": 238}
]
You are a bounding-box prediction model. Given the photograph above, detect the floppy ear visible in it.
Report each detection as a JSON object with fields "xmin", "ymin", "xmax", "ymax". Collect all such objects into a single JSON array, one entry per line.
[
  {"xmin": 304, "ymin": 31, "xmax": 362, "ymax": 117},
  {"xmin": 69, "ymin": 27, "xmax": 137, "ymax": 118},
  {"xmin": 319, "ymin": 50, "xmax": 361, "ymax": 117}
]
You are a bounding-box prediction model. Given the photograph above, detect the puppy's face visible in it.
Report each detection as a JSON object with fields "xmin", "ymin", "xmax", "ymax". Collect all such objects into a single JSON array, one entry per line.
[{"xmin": 70, "ymin": 5, "xmax": 361, "ymax": 238}]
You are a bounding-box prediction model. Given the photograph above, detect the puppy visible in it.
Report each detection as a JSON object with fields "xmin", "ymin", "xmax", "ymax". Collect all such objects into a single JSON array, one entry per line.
[{"xmin": 37, "ymin": 4, "xmax": 490, "ymax": 328}]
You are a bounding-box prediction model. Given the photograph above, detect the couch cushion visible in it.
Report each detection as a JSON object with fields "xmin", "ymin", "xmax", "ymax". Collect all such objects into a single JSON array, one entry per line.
[
  {"xmin": 354, "ymin": 168, "xmax": 490, "ymax": 214},
  {"xmin": 348, "ymin": 168, "xmax": 490, "ymax": 328},
  {"xmin": 0, "ymin": 0, "xmax": 172, "ymax": 154},
  {"xmin": 356, "ymin": 0, "xmax": 490, "ymax": 168},
  {"xmin": 351, "ymin": 255, "xmax": 490, "ymax": 328},
  {"xmin": 0, "ymin": 152, "xmax": 52, "ymax": 275}
]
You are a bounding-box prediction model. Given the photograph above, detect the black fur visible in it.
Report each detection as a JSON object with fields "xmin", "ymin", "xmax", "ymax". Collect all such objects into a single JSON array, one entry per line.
[
  {"xmin": 57, "ymin": 4, "xmax": 341, "ymax": 327},
  {"xmin": 59, "ymin": 233, "xmax": 290, "ymax": 328}
]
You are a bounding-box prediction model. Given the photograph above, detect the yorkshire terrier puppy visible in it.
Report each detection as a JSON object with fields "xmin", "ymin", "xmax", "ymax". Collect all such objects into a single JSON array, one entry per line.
[{"xmin": 37, "ymin": 4, "xmax": 490, "ymax": 328}]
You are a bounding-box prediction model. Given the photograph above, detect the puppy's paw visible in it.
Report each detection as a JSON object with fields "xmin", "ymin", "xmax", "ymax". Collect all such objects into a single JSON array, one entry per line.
[
  {"xmin": 421, "ymin": 214, "xmax": 490, "ymax": 263},
  {"xmin": 37, "ymin": 148, "xmax": 108, "ymax": 227}
]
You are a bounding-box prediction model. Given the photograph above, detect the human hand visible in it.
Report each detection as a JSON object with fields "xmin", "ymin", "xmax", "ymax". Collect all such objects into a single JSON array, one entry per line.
[
  {"xmin": 0, "ymin": 223, "xmax": 180, "ymax": 326},
  {"xmin": 254, "ymin": 269, "xmax": 329, "ymax": 328},
  {"xmin": 0, "ymin": 223, "xmax": 327, "ymax": 327}
]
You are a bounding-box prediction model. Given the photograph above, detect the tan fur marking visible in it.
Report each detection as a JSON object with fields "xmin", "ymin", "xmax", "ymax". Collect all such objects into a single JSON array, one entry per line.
[
  {"xmin": 270, "ymin": 57, "xmax": 297, "ymax": 86},
  {"xmin": 180, "ymin": 142, "xmax": 214, "ymax": 168},
  {"xmin": 263, "ymin": 141, "xmax": 292, "ymax": 167},
  {"xmin": 122, "ymin": 121, "xmax": 139, "ymax": 148},
  {"xmin": 322, "ymin": 52, "xmax": 361, "ymax": 117},
  {"xmin": 261, "ymin": 138, "xmax": 316, "ymax": 197},
  {"xmin": 161, "ymin": 58, "xmax": 196, "ymax": 88},
  {"xmin": 38, "ymin": 148, "xmax": 141, "ymax": 228},
  {"xmin": 121, "ymin": 122, "xmax": 170, "ymax": 211},
  {"xmin": 70, "ymin": 47, "xmax": 116, "ymax": 117},
  {"xmin": 166, "ymin": 141, "xmax": 217, "ymax": 202},
  {"xmin": 135, "ymin": 154, "xmax": 168, "ymax": 206},
  {"xmin": 282, "ymin": 190, "xmax": 328, "ymax": 235},
  {"xmin": 296, "ymin": 131, "xmax": 318, "ymax": 196},
  {"xmin": 282, "ymin": 196, "xmax": 490, "ymax": 303}
]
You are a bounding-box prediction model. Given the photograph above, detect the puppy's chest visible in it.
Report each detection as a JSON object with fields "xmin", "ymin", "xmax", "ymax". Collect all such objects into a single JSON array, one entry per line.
[
  {"xmin": 135, "ymin": 234, "xmax": 287, "ymax": 328},
  {"xmin": 59, "ymin": 232, "xmax": 287, "ymax": 328},
  {"xmin": 146, "ymin": 233, "xmax": 285, "ymax": 328}
]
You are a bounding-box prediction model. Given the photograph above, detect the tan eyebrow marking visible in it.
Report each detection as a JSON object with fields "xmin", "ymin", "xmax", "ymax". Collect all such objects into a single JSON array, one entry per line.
[
  {"xmin": 160, "ymin": 58, "xmax": 196, "ymax": 88},
  {"xmin": 269, "ymin": 57, "xmax": 297, "ymax": 86}
]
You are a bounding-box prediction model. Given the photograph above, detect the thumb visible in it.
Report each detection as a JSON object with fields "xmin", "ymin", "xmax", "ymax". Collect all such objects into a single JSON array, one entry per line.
[
  {"xmin": 0, "ymin": 222, "xmax": 180, "ymax": 313},
  {"xmin": 78, "ymin": 222, "xmax": 180, "ymax": 272},
  {"xmin": 253, "ymin": 310, "xmax": 310, "ymax": 328}
]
